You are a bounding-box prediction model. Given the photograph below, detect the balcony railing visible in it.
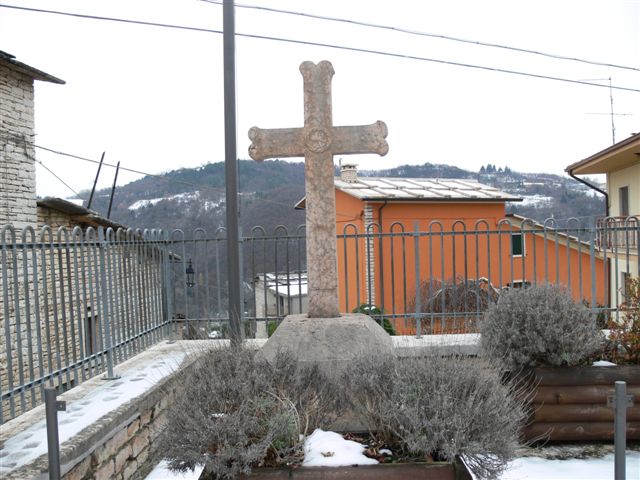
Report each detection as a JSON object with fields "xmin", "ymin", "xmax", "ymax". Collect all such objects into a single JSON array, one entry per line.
[{"xmin": 596, "ymin": 216, "xmax": 639, "ymax": 250}]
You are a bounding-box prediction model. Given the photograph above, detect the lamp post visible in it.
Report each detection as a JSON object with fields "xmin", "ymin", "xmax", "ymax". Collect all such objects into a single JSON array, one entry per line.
[{"xmin": 186, "ymin": 259, "xmax": 195, "ymax": 288}]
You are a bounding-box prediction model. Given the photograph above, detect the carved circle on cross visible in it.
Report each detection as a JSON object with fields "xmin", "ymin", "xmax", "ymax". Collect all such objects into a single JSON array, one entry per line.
[{"xmin": 304, "ymin": 128, "xmax": 332, "ymax": 153}]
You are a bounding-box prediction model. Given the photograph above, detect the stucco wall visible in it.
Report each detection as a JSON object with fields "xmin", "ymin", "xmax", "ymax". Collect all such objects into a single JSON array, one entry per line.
[{"xmin": 607, "ymin": 162, "xmax": 639, "ymax": 217}]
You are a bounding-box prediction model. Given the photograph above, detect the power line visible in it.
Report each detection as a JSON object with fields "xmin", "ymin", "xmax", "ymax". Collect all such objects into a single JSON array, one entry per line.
[
  {"xmin": 0, "ymin": 3, "xmax": 220, "ymax": 34},
  {"xmin": 0, "ymin": 130, "xmax": 336, "ymax": 216},
  {"xmin": 31, "ymin": 142, "xmax": 357, "ymax": 219},
  {"xmin": 33, "ymin": 143, "xmax": 229, "ymax": 195},
  {"xmin": 33, "ymin": 158, "xmax": 83, "ymax": 198},
  {"xmin": 202, "ymin": 0, "xmax": 640, "ymax": 73},
  {"xmin": 237, "ymin": 31, "xmax": 640, "ymax": 93},
  {"xmin": 1, "ymin": 3, "xmax": 639, "ymax": 93}
]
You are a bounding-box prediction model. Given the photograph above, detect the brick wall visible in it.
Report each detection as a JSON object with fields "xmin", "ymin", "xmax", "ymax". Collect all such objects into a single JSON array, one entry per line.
[{"xmin": 0, "ymin": 64, "xmax": 38, "ymax": 230}]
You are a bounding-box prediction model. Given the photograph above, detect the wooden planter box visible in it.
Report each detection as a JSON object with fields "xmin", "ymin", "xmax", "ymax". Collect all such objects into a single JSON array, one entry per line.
[
  {"xmin": 244, "ymin": 457, "xmax": 472, "ymax": 479},
  {"xmin": 523, "ymin": 365, "xmax": 640, "ymax": 442}
]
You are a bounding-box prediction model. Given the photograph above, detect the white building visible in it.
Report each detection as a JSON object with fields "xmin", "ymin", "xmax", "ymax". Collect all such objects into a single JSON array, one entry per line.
[{"xmin": 254, "ymin": 272, "xmax": 309, "ymax": 318}]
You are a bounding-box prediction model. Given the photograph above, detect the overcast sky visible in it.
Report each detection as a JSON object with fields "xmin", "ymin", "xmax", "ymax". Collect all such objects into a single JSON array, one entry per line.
[{"xmin": 1, "ymin": 0, "xmax": 638, "ymax": 198}]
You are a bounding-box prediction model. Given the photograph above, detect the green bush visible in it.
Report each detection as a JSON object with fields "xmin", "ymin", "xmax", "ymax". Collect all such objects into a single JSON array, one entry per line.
[
  {"xmin": 352, "ymin": 303, "xmax": 396, "ymax": 335},
  {"xmin": 481, "ymin": 284, "xmax": 603, "ymax": 368},
  {"xmin": 343, "ymin": 354, "xmax": 528, "ymax": 480},
  {"xmin": 267, "ymin": 320, "xmax": 280, "ymax": 337}
]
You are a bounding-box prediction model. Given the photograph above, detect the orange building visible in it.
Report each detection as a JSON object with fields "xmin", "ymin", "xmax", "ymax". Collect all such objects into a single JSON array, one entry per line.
[{"xmin": 299, "ymin": 164, "xmax": 607, "ymax": 334}]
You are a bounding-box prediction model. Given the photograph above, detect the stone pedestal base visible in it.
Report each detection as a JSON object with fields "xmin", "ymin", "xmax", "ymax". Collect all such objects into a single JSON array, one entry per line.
[
  {"xmin": 257, "ymin": 313, "xmax": 394, "ymax": 431},
  {"xmin": 258, "ymin": 313, "xmax": 394, "ymax": 378}
]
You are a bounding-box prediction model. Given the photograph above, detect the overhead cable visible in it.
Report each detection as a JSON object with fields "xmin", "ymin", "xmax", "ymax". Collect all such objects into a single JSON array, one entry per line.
[
  {"xmin": 201, "ymin": 0, "xmax": 640, "ymax": 73},
  {"xmin": 0, "ymin": 3, "xmax": 638, "ymax": 93}
]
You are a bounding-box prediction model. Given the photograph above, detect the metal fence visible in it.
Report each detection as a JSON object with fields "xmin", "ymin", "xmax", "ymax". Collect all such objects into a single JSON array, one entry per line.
[
  {"xmin": 1, "ymin": 216, "xmax": 638, "ymax": 423},
  {"xmin": 336, "ymin": 216, "xmax": 639, "ymax": 335},
  {"xmin": 0, "ymin": 226, "xmax": 171, "ymax": 423}
]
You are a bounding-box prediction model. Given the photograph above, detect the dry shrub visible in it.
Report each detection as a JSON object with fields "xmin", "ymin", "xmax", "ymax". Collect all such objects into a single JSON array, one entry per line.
[
  {"xmin": 157, "ymin": 346, "xmax": 334, "ymax": 479},
  {"xmin": 607, "ymin": 276, "xmax": 640, "ymax": 364},
  {"xmin": 409, "ymin": 277, "xmax": 500, "ymax": 315},
  {"xmin": 481, "ymin": 284, "xmax": 603, "ymax": 368},
  {"xmin": 408, "ymin": 277, "xmax": 501, "ymax": 333},
  {"xmin": 343, "ymin": 353, "xmax": 529, "ymax": 480}
]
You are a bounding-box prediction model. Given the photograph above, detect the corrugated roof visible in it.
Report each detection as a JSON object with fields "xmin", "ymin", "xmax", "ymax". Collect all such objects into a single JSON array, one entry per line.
[
  {"xmin": 0, "ymin": 51, "xmax": 65, "ymax": 84},
  {"xmin": 334, "ymin": 177, "xmax": 522, "ymax": 202}
]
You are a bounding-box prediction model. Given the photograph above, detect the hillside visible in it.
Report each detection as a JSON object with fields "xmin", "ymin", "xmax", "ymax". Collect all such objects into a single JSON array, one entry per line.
[{"xmin": 81, "ymin": 160, "xmax": 604, "ymax": 235}]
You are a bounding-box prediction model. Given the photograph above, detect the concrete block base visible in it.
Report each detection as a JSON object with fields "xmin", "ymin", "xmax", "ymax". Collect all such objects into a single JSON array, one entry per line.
[{"xmin": 258, "ymin": 313, "xmax": 395, "ymax": 378}]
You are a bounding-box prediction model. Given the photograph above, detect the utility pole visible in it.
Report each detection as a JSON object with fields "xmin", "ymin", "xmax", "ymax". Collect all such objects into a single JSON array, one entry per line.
[
  {"xmin": 223, "ymin": 0, "xmax": 242, "ymax": 346},
  {"xmin": 107, "ymin": 161, "xmax": 120, "ymax": 219},
  {"xmin": 87, "ymin": 152, "xmax": 105, "ymax": 209}
]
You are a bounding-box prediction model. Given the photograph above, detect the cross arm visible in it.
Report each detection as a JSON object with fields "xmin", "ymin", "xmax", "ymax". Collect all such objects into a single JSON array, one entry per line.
[
  {"xmin": 331, "ymin": 120, "xmax": 389, "ymax": 157},
  {"xmin": 248, "ymin": 126, "xmax": 305, "ymax": 161}
]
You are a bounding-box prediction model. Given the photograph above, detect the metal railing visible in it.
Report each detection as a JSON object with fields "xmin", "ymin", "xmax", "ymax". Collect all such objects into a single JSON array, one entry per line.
[
  {"xmin": 1, "ymin": 216, "xmax": 638, "ymax": 423},
  {"xmin": 1, "ymin": 226, "xmax": 171, "ymax": 423},
  {"xmin": 597, "ymin": 216, "xmax": 639, "ymax": 250}
]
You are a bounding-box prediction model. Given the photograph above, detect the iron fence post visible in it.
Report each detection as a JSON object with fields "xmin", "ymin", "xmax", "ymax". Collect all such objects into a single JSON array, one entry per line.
[
  {"xmin": 45, "ymin": 387, "xmax": 65, "ymax": 480},
  {"xmin": 162, "ymin": 231, "xmax": 175, "ymax": 343},
  {"xmin": 614, "ymin": 381, "xmax": 627, "ymax": 480},
  {"xmin": 413, "ymin": 222, "xmax": 421, "ymax": 338},
  {"xmin": 97, "ymin": 227, "xmax": 118, "ymax": 379}
]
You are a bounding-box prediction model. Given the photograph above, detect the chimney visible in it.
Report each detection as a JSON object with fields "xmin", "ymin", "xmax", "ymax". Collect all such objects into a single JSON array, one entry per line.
[{"xmin": 340, "ymin": 161, "xmax": 358, "ymax": 183}]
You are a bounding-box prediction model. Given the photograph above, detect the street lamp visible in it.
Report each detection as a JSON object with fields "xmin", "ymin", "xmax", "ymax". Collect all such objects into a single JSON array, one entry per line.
[{"xmin": 186, "ymin": 259, "xmax": 195, "ymax": 288}]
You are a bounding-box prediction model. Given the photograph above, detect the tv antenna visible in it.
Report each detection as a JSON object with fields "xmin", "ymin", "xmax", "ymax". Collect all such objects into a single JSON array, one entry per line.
[{"xmin": 583, "ymin": 77, "xmax": 633, "ymax": 144}]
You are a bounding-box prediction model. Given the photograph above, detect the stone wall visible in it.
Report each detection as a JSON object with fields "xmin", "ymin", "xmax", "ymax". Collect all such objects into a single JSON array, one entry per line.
[
  {"xmin": 63, "ymin": 389, "xmax": 173, "ymax": 480},
  {"xmin": 0, "ymin": 342, "xmax": 205, "ymax": 480},
  {"xmin": 0, "ymin": 64, "xmax": 38, "ymax": 230}
]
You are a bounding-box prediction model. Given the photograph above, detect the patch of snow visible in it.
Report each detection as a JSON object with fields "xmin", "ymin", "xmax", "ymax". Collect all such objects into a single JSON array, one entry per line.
[
  {"xmin": 202, "ymin": 200, "xmax": 222, "ymax": 211},
  {"xmin": 303, "ymin": 429, "xmax": 378, "ymax": 467},
  {"xmin": 0, "ymin": 352, "xmax": 185, "ymax": 475},
  {"xmin": 128, "ymin": 191, "xmax": 213, "ymax": 211},
  {"xmin": 519, "ymin": 195, "xmax": 553, "ymax": 207},
  {"xmin": 498, "ymin": 452, "xmax": 640, "ymax": 479},
  {"xmin": 592, "ymin": 360, "xmax": 617, "ymax": 367},
  {"xmin": 128, "ymin": 197, "xmax": 166, "ymax": 210},
  {"xmin": 145, "ymin": 460, "xmax": 204, "ymax": 480},
  {"xmin": 379, "ymin": 448, "xmax": 392, "ymax": 456}
]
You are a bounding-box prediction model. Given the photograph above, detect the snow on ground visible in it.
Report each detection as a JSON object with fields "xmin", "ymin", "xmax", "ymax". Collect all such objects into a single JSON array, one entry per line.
[
  {"xmin": 0, "ymin": 351, "xmax": 185, "ymax": 475},
  {"xmin": 145, "ymin": 460, "xmax": 204, "ymax": 480},
  {"xmin": 302, "ymin": 429, "xmax": 640, "ymax": 478},
  {"xmin": 128, "ymin": 191, "xmax": 222, "ymax": 211},
  {"xmin": 146, "ymin": 450, "xmax": 640, "ymax": 480},
  {"xmin": 302, "ymin": 429, "xmax": 379, "ymax": 467},
  {"xmin": 498, "ymin": 452, "xmax": 640, "ymax": 479},
  {"xmin": 592, "ymin": 360, "xmax": 617, "ymax": 366},
  {"xmin": 519, "ymin": 195, "xmax": 554, "ymax": 207}
]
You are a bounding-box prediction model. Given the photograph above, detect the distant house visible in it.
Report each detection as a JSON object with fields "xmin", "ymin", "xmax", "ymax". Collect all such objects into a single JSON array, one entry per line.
[
  {"xmin": 297, "ymin": 163, "xmax": 606, "ymax": 333},
  {"xmin": 254, "ymin": 272, "xmax": 308, "ymax": 318},
  {"xmin": 566, "ymin": 133, "xmax": 639, "ymax": 310}
]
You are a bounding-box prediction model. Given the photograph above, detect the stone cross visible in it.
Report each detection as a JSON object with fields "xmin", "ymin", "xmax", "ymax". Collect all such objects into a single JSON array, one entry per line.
[{"xmin": 248, "ymin": 60, "xmax": 388, "ymax": 318}]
